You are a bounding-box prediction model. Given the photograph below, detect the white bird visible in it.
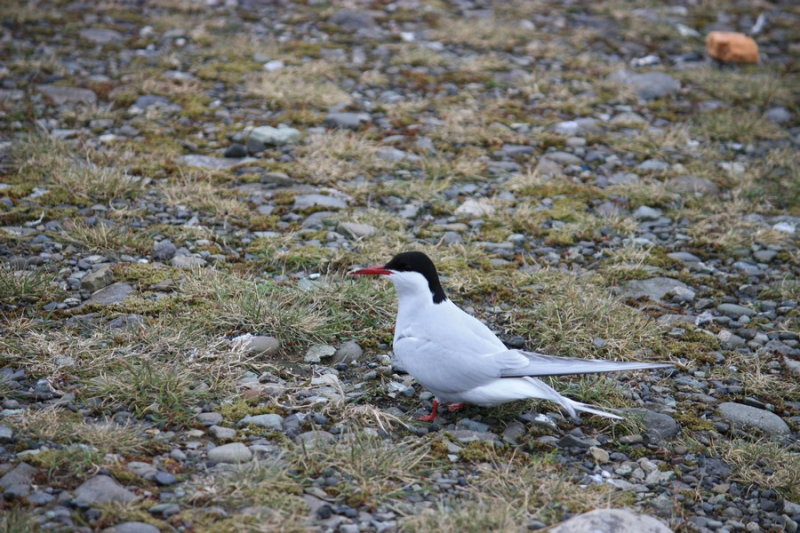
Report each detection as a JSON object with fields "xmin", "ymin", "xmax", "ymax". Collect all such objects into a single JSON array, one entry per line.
[{"xmin": 352, "ymin": 251, "xmax": 673, "ymax": 421}]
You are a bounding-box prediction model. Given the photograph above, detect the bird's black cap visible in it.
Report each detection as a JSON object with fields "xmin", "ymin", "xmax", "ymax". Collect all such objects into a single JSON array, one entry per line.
[{"xmin": 384, "ymin": 251, "xmax": 447, "ymax": 304}]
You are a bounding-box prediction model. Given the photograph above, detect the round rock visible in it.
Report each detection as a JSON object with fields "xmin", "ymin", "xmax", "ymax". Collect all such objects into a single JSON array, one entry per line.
[
  {"xmin": 333, "ymin": 340, "xmax": 364, "ymax": 364},
  {"xmin": 207, "ymin": 442, "xmax": 253, "ymax": 463},
  {"xmin": 103, "ymin": 522, "xmax": 161, "ymax": 533},
  {"xmin": 718, "ymin": 403, "xmax": 790, "ymax": 436},
  {"xmin": 549, "ymin": 509, "xmax": 673, "ymax": 533}
]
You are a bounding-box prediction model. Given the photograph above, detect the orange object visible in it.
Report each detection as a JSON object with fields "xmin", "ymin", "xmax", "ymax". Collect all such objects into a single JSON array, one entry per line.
[{"xmin": 706, "ymin": 31, "xmax": 759, "ymax": 63}]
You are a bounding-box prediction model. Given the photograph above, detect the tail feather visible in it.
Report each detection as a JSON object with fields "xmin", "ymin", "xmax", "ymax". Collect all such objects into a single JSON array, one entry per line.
[
  {"xmin": 520, "ymin": 377, "xmax": 623, "ymax": 420},
  {"xmin": 567, "ymin": 399, "xmax": 623, "ymax": 420}
]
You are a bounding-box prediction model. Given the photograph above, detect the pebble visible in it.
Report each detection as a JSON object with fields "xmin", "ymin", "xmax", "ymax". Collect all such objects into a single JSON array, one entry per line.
[
  {"xmin": 238, "ymin": 414, "xmax": 283, "ymax": 430},
  {"xmin": 248, "ymin": 126, "xmax": 301, "ymax": 145},
  {"xmin": 609, "ymin": 70, "xmax": 681, "ymax": 100},
  {"xmin": 718, "ymin": 403, "xmax": 790, "ymax": 436},
  {"xmin": 304, "ymin": 344, "xmax": 336, "ymax": 363},
  {"xmin": 549, "ymin": 509, "xmax": 672, "ymax": 533},
  {"xmin": 102, "ymin": 523, "xmax": 161, "ymax": 533},
  {"xmin": 74, "ymin": 475, "xmax": 136, "ymax": 504},
  {"xmin": 333, "ymin": 340, "xmax": 364, "ymax": 364},
  {"xmin": 208, "ymin": 443, "xmax": 253, "ymax": 463}
]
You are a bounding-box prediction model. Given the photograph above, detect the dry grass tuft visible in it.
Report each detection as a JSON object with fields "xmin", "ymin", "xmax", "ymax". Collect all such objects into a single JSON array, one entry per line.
[
  {"xmin": 246, "ymin": 61, "xmax": 351, "ymax": 109},
  {"xmin": 294, "ymin": 131, "xmax": 393, "ymax": 184},
  {"xmin": 432, "ymin": 17, "xmax": 535, "ymax": 51},
  {"xmin": 0, "ymin": 264, "xmax": 53, "ymax": 305},
  {"xmin": 160, "ymin": 172, "xmax": 250, "ymax": 219},
  {"xmin": 724, "ymin": 440, "xmax": 800, "ymax": 497},
  {"xmin": 61, "ymin": 219, "xmax": 151, "ymax": 255},
  {"xmin": 16, "ymin": 408, "xmax": 160, "ymax": 456}
]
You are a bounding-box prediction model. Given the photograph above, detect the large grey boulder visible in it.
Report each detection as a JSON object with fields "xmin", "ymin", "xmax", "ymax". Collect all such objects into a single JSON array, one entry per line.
[
  {"xmin": 608, "ymin": 70, "xmax": 681, "ymax": 100},
  {"xmin": 74, "ymin": 475, "xmax": 136, "ymax": 504},
  {"xmin": 719, "ymin": 403, "xmax": 790, "ymax": 436},
  {"xmin": 549, "ymin": 509, "xmax": 673, "ymax": 533}
]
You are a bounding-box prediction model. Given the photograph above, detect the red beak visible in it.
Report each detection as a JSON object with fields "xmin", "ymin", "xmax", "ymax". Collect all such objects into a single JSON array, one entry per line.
[{"xmin": 350, "ymin": 266, "xmax": 392, "ymax": 276}]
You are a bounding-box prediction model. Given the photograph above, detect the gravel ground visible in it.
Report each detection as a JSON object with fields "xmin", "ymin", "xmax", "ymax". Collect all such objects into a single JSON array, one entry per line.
[{"xmin": 1, "ymin": 0, "xmax": 798, "ymax": 532}]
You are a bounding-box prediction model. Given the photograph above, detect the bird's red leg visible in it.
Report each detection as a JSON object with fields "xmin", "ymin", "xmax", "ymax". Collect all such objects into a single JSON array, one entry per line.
[
  {"xmin": 445, "ymin": 403, "xmax": 465, "ymax": 412},
  {"xmin": 417, "ymin": 400, "xmax": 439, "ymax": 422}
]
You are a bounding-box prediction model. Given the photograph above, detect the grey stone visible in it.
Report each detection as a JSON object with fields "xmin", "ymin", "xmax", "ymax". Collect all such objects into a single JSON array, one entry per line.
[
  {"xmin": 224, "ymin": 143, "xmax": 247, "ymax": 158},
  {"xmin": 0, "ymin": 425, "xmax": 14, "ymax": 443},
  {"xmin": 305, "ymin": 344, "xmax": 336, "ymax": 363},
  {"xmin": 719, "ymin": 403, "xmax": 790, "ymax": 436},
  {"xmin": 238, "ymin": 414, "xmax": 283, "ymax": 430},
  {"xmin": 551, "ymin": 118, "xmax": 602, "ymax": 136},
  {"xmin": 74, "ymin": 475, "xmax": 136, "ymax": 504},
  {"xmin": 376, "ymin": 147, "xmax": 406, "ymax": 162},
  {"xmin": 127, "ymin": 461, "xmax": 156, "ymax": 480},
  {"xmin": 449, "ymin": 430, "xmax": 500, "ymax": 444},
  {"xmin": 616, "ymin": 277, "xmax": 691, "ymax": 302},
  {"xmin": 134, "ymin": 95, "xmax": 171, "ymax": 110},
  {"xmin": 718, "ymin": 330, "xmax": 745, "ymax": 349},
  {"xmin": 26, "ymin": 491, "xmax": 55, "ymax": 506},
  {"xmin": 637, "ymin": 159, "xmax": 670, "ymax": 172},
  {"xmin": 549, "ymin": 509, "xmax": 673, "ymax": 533},
  {"xmin": 534, "ymin": 158, "xmax": 565, "ymax": 178},
  {"xmin": 753, "ymin": 250, "xmax": 777, "ymax": 262},
  {"xmin": 588, "ymin": 446, "xmax": 610, "ymax": 464},
  {"xmin": 207, "ymin": 442, "xmax": 253, "ymax": 463},
  {"xmin": 295, "ymin": 431, "xmax": 335, "ymax": 447},
  {"xmin": 178, "ymin": 155, "xmax": 258, "ymax": 170},
  {"xmin": 609, "ymin": 70, "xmax": 681, "ymax": 100},
  {"xmin": 633, "ymin": 206, "xmax": 663, "ymax": 220},
  {"xmin": 763, "ymin": 107, "xmax": 791, "ymax": 124},
  {"xmin": 329, "ymin": 9, "xmax": 377, "ymax": 31},
  {"xmin": 558, "ymin": 434, "xmax": 596, "ymax": 449},
  {"xmin": 611, "ymin": 112, "xmax": 647, "ymax": 125},
  {"xmin": 170, "ymin": 256, "xmax": 207, "ymax": 269},
  {"xmin": 294, "ymin": 194, "xmax": 347, "ymax": 210},
  {"xmin": 103, "ymin": 522, "xmax": 160, "ymax": 533},
  {"xmin": 152, "ymin": 239, "xmax": 177, "ymax": 261},
  {"xmin": 245, "ymin": 336, "xmax": 280, "ymax": 357},
  {"xmin": 455, "ymin": 198, "xmax": 495, "ymax": 217},
  {"xmin": 457, "ymin": 418, "xmax": 490, "ymax": 433},
  {"xmin": 324, "ymin": 112, "xmax": 369, "ymax": 130},
  {"xmin": 107, "ymin": 314, "xmax": 144, "ymax": 330},
  {"xmin": 733, "ymin": 261, "xmax": 760, "ymax": 275},
  {"xmin": 666, "ymin": 175, "xmax": 719, "ymax": 197},
  {"xmin": 543, "ymin": 151, "xmax": 582, "ymax": 165},
  {"xmin": 0, "ymin": 462, "xmax": 37, "ymax": 490},
  {"xmin": 3, "ymin": 484, "xmax": 30, "ymax": 499},
  {"xmin": 261, "ymin": 172, "xmax": 293, "ymax": 187},
  {"xmin": 333, "ymin": 340, "xmax": 364, "ymax": 364},
  {"xmin": 249, "ymin": 126, "xmax": 301, "ymax": 146},
  {"xmin": 80, "ymin": 28, "xmax": 124, "ymax": 43},
  {"xmin": 154, "ymin": 472, "xmax": 177, "ymax": 486},
  {"xmin": 82, "ymin": 264, "xmax": 114, "ymax": 293},
  {"xmin": 625, "ymin": 409, "xmax": 680, "ymax": 441},
  {"xmin": 337, "ymin": 222, "xmax": 377, "ymax": 239},
  {"xmin": 717, "ymin": 303, "xmax": 755, "ymax": 317},
  {"xmin": 37, "ymin": 85, "xmax": 97, "ymax": 105},
  {"xmin": 197, "ymin": 412, "xmax": 223, "ymax": 426},
  {"xmin": 85, "ymin": 282, "xmax": 133, "ymax": 306},
  {"xmin": 667, "ymin": 252, "xmax": 701, "ymax": 263},
  {"xmin": 608, "ymin": 172, "xmax": 639, "ymax": 186}
]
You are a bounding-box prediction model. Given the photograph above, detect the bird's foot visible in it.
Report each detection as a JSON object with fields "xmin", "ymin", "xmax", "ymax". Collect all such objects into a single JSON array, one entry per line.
[
  {"xmin": 445, "ymin": 403, "xmax": 465, "ymax": 412},
  {"xmin": 417, "ymin": 400, "xmax": 439, "ymax": 422}
]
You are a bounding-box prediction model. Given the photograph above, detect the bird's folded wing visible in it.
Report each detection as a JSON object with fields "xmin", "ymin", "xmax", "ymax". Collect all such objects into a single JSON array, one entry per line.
[
  {"xmin": 490, "ymin": 350, "xmax": 673, "ymax": 378},
  {"xmin": 395, "ymin": 336, "xmax": 507, "ymax": 393}
]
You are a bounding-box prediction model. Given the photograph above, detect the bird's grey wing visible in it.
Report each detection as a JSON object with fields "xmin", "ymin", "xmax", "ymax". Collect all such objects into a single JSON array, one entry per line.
[
  {"xmin": 489, "ymin": 350, "xmax": 673, "ymax": 377},
  {"xmin": 394, "ymin": 336, "xmax": 502, "ymax": 394}
]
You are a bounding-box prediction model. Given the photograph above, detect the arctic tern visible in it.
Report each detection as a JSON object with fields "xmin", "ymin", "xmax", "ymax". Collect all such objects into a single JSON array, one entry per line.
[{"xmin": 351, "ymin": 251, "xmax": 672, "ymax": 421}]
